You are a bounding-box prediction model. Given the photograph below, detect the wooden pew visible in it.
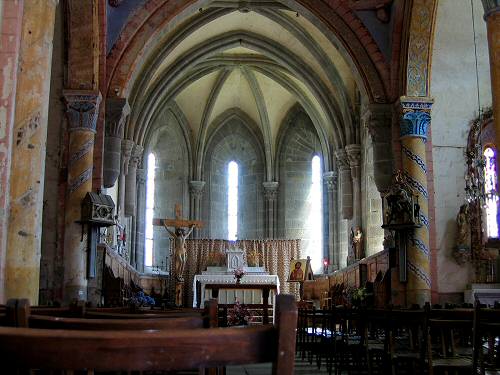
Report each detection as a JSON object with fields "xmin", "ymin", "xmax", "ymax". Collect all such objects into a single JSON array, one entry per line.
[
  {"xmin": 0, "ymin": 294, "xmax": 297, "ymax": 374},
  {"xmin": 6, "ymin": 298, "xmax": 218, "ymax": 329}
]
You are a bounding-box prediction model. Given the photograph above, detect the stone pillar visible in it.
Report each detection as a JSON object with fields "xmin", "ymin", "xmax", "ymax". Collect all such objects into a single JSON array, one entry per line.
[
  {"xmin": 4, "ymin": 0, "xmax": 58, "ymax": 302},
  {"xmin": 345, "ymin": 144, "xmax": 362, "ymax": 228},
  {"xmin": 118, "ymin": 140, "xmax": 134, "ymax": 218},
  {"xmin": 323, "ymin": 171, "xmax": 338, "ymax": 270},
  {"xmin": 363, "ymin": 104, "xmax": 393, "ymax": 192},
  {"xmin": 482, "ymin": 2, "xmax": 500, "ymax": 189},
  {"xmin": 262, "ymin": 181, "xmax": 279, "ymax": 239},
  {"xmin": 125, "ymin": 144, "xmax": 143, "ymax": 217},
  {"xmin": 399, "ymin": 96, "xmax": 433, "ymax": 306},
  {"xmin": 135, "ymin": 168, "xmax": 146, "ymax": 271},
  {"xmin": 189, "ymin": 181, "xmax": 205, "ymax": 239},
  {"xmin": 335, "ymin": 149, "xmax": 353, "ymax": 220},
  {"xmin": 62, "ymin": 90, "xmax": 102, "ymax": 302},
  {"xmin": 103, "ymin": 98, "xmax": 129, "ymax": 188}
]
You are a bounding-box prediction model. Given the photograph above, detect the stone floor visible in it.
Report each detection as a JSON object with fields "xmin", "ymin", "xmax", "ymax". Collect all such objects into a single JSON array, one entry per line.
[{"xmin": 227, "ymin": 358, "xmax": 329, "ymax": 375}]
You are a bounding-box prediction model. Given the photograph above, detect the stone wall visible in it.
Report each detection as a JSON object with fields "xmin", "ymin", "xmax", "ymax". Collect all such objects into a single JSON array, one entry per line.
[
  {"xmin": 202, "ymin": 117, "xmax": 265, "ymax": 240},
  {"xmin": 146, "ymin": 109, "xmax": 190, "ymax": 272},
  {"xmin": 277, "ymin": 110, "xmax": 323, "ymax": 272},
  {"xmin": 361, "ymin": 125, "xmax": 384, "ymax": 257}
]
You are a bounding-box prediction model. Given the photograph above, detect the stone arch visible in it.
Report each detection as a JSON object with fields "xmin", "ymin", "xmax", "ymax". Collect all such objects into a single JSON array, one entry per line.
[{"xmin": 201, "ymin": 109, "xmax": 266, "ymax": 239}]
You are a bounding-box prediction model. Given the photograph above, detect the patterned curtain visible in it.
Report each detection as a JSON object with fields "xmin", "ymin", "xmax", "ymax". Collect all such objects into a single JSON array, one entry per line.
[{"xmin": 183, "ymin": 239, "xmax": 301, "ymax": 306}]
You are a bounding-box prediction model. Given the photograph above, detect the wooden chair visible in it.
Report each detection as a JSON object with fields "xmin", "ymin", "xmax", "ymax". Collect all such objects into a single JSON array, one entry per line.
[
  {"xmin": 387, "ymin": 308, "xmax": 427, "ymax": 375},
  {"xmin": 472, "ymin": 301, "xmax": 500, "ymax": 375},
  {"xmin": 426, "ymin": 306, "xmax": 474, "ymax": 375},
  {"xmin": 0, "ymin": 294, "xmax": 297, "ymax": 374}
]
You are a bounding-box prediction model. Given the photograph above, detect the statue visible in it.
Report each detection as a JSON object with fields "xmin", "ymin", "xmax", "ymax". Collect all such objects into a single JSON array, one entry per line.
[
  {"xmin": 351, "ymin": 227, "xmax": 364, "ymax": 260},
  {"xmin": 453, "ymin": 204, "xmax": 471, "ymax": 265},
  {"xmin": 164, "ymin": 224, "xmax": 195, "ymax": 281}
]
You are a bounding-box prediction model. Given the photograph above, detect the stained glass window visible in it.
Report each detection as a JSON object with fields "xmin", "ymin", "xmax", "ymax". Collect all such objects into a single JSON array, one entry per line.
[
  {"xmin": 484, "ymin": 147, "xmax": 498, "ymax": 238},
  {"xmin": 145, "ymin": 153, "xmax": 156, "ymax": 266},
  {"xmin": 228, "ymin": 161, "xmax": 238, "ymax": 241}
]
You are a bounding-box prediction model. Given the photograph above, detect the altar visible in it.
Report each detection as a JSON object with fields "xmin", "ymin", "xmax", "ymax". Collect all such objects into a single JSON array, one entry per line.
[
  {"xmin": 192, "ymin": 273, "xmax": 280, "ymax": 308},
  {"xmin": 192, "ymin": 248, "xmax": 280, "ymax": 309}
]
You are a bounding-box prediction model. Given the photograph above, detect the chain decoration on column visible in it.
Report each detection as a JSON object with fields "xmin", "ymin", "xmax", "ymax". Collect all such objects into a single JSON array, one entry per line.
[{"xmin": 400, "ymin": 96, "xmax": 433, "ymax": 305}]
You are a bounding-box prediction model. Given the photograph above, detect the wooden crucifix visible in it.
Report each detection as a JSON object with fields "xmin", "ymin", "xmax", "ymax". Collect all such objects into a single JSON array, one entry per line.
[{"xmin": 153, "ymin": 204, "xmax": 203, "ymax": 306}]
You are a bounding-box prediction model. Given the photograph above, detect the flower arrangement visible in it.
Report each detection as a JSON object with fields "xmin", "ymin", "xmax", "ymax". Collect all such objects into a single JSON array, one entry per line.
[
  {"xmin": 233, "ymin": 267, "xmax": 245, "ymax": 283},
  {"xmin": 343, "ymin": 286, "xmax": 367, "ymax": 307},
  {"xmin": 129, "ymin": 291, "xmax": 155, "ymax": 307},
  {"xmin": 228, "ymin": 298, "xmax": 252, "ymax": 326}
]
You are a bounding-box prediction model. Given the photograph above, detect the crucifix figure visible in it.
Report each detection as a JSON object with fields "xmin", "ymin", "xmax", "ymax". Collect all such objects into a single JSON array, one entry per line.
[{"xmin": 153, "ymin": 204, "xmax": 203, "ymax": 282}]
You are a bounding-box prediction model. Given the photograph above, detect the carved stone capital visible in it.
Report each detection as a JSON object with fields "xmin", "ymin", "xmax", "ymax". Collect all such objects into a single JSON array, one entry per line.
[
  {"xmin": 121, "ymin": 139, "xmax": 134, "ymax": 175},
  {"xmin": 262, "ymin": 181, "xmax": 279, "ymax": 201},
  {"xmin": 482, "ymin": 0, "xmax": 500, "ymax": 18},
  {"xmin": 345, "ymin": 144, "xmax": 362, "ymax": 168},
  {"xmin": 335, "ymin": 149, "xmax": 350, "ymax": 171},
  {"xmin": 189, "ymin": 180, "xmax": 206, "ymax": 199},
  {"xmin": 323, "ymin": 171, "xmax": 338, "ymax": 192},
  {"xmin": 136, "ymin": 168, "xmax": 146, "ymax": 185},
  {"xmin": 105, "ymin": 98, "xmax": 130, "ymax": 138},
  {"xmin": 129, "ymin": 144, "xmax": 144, "ymax": 170},
  {"xmin": 63, "ymin": 90, "xmax": 102, "ymax": 133},
  {"xmin": 362, "ymin": 104, "xmax": 393, "ymax": 143}
]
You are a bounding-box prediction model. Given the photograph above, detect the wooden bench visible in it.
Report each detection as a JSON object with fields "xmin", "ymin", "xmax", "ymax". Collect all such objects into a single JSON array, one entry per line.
[
  {"xmin": 6, "ymin": 298, "xmax": 218, "ymax": 329},
  {"xmin": 0, "ymin": 294, "xmax": 297, "ymax": 374}
]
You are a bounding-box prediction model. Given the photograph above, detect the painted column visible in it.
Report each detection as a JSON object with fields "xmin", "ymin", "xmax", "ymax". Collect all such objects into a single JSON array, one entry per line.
[
  {"xmin": 323, "ymin": 171, "xmax": 338, "ymax": 271},
  {"xmin": 345, "ymin": 144, "xmax": 362, "ymax": 228},
  {"xmin": 4, "ymin": 0, "xmax": 58, "ymax": 302},
  {"xmin": 103, "ymin": 98, "xmax": 129, "ymax": 188},
  {"xmin": 0, "ymin": 0, "xmax": 23, "ymax": 303},
  {"xmin": 135, "ymin": 168, "xmax": 146, "ymax": 272},
  {"xmin": 62, "ymin": 90, "xmax": 102, "ymax": 302},
  {"xmin": 482, "ymin": 2, "xmax": 500, "ymax": 189},
  {"xmin": 262, "ymin": 181, "xmax": 279, "ymax": 239},
  {"xmin": 335, "ymin": 149, "xmax": 353, "ymax": 220},
  {"xmin": 125, "ymin": 144, "xmax": 143, "ymax": 217},
  {"xmin": 189, "ymin": 180, "xmax": 205, "ymax": 239},
  {"xmin": 118, "ymin": 140, "xmax": 134, "ymax": 218},
  {"xmin": 400, "ymin": 96, "xmax": 433, "ymax": 306}
]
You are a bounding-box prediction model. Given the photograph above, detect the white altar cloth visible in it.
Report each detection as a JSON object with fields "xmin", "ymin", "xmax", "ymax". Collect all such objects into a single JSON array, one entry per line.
[{"xmin": 192, "ymin": 274, "xmax": 280, "ymax": 308}]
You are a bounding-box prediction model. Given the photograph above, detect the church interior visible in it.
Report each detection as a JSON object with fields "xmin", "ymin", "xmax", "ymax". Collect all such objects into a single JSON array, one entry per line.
[{"xmin": 0, "ymin": 0, "xmax": 500, "ymax": 373}]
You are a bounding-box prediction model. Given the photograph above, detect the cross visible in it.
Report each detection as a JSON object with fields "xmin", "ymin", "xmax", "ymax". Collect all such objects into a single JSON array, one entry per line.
[{"xmin": 153, "ymin": 204, "xmax": 204, "ymax": 229}]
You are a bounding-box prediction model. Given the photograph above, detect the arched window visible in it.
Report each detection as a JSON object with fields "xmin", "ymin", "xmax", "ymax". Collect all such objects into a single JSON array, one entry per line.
[
  {"xmin": 227, "ymin": 161, "xmax": 238, "ymax": 241},
  {"xmin": 306, "ymin": 155, "xmax": 323, "ymax": 272},
  {"xmin": 484, "ymin": 147, "xmax": 498, "ymax": 238},
  {"xmin": 145, "ymin": 153, "xmax": 156, "ymax": 267}
]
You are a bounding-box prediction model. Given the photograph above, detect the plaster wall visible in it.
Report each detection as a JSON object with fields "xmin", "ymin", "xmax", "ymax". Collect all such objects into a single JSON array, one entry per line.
[{"xmin": 430, "ymin": 0, "xmax": 492, "ymax": 300}]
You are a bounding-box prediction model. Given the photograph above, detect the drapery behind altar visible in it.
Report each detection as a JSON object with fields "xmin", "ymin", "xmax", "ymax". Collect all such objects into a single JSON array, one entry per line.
[{"xmin": 183, "ymin": 239, "xmax": 301, "ymax": 306}]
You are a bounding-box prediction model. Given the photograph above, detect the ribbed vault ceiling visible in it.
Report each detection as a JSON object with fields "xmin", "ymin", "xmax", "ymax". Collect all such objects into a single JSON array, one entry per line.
[{"xmin": 126, "ymin": 0, "xmax": 363, "ymax": 176}]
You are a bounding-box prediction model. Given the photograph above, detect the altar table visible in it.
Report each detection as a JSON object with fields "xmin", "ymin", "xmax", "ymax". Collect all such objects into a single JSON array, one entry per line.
[{"xmin": 192, "ymin": 274, "xmax": 280, "ymax": 310}]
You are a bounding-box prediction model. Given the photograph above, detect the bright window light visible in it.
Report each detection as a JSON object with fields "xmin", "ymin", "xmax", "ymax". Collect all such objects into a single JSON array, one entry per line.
[
  {"xmin": 145, "ymin": 153, "xmax": 156, "ymax": 266},
  {"xmin": 228, "ymin": 161, "xmax": 238, "ymax": 241},
  {"xmin": 484, "ymin": 147, "xmax": 499, "ymax": 238},
  {"xmin": 306, "ymin": 155, "xmax": 323, "ymax": 272}
]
